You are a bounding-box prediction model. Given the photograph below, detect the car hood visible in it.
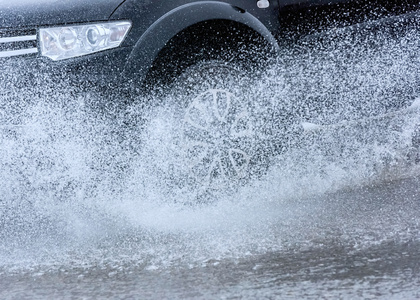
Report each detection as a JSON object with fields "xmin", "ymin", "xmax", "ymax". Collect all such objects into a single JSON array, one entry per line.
[{"xmin": 0, "ymin": 0, "xmax": 125, "ymax": 29}]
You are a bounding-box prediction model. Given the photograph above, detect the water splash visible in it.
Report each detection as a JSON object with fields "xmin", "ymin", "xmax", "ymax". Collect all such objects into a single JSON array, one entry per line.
[{"xmin": 0, "ymin": 13, "xmax": 419, "ymax": 275}]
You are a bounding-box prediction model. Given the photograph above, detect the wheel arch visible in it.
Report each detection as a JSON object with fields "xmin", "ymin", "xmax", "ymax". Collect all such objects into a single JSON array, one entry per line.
[{"xmin": 123, "ymin": 1, "xmax": 280, "ymax": 86}]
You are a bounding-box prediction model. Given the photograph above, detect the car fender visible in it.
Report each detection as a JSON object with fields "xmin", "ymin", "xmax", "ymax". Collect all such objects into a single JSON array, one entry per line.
[{"xmin": 120, "ymin": 1, "xmax": 280, "ymax": 83}]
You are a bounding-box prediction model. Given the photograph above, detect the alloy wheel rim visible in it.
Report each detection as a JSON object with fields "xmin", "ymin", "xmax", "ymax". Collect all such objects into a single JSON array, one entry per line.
[{"xmin": 181, "ymin": 89, "xmax": 254, "ymax": 191}]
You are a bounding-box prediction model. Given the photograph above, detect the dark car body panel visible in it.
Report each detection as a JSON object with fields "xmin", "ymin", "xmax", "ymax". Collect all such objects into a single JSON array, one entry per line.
[
  {"xmin": 279, "ymin": 0, "xmax": 349, "ymax": 7},
  {"xmin": 1, "ymin": 0, "xmax": 285, "ymax": 89},
  {"xmin": 0, "ymin": 0, "xmax": 125, "ymax": 28},
  {"xmin": 109, "ymin": 1, "xmax": 282, "ymax": 48},
  {"xmin": 111, "ymin": 1, "xmax": 281, "ymax": 82},
  {"xmin": 0, "ymin": 0, "xmax": 418, "ymax": 94}
]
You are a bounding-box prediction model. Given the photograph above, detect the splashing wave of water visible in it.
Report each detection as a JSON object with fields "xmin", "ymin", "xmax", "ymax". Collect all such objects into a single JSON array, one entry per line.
[{"xmin": 0, "ymin": 13, "xmax": 419, "ymax": 275}]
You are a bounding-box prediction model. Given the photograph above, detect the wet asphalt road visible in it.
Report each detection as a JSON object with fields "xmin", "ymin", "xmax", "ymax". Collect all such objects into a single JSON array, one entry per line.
[{"xmin": 1, "ymin": 175, "xmax": 419, "ymax": 299}]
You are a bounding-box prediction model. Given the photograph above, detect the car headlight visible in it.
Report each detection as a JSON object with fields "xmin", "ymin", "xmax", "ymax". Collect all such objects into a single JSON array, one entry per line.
[{"xmin": 39, "ymin": 21, "xmax": 132, "ymax": 61}]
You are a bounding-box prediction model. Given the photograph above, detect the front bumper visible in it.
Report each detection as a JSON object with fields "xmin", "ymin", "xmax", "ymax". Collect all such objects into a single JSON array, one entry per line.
[
  {"xmin": 0, "ymin": 42, "xmax": 134, "ymax": 128},
  {"xmin": 0, "ymin": 45, "xmax": 132, "ymax": 90}
]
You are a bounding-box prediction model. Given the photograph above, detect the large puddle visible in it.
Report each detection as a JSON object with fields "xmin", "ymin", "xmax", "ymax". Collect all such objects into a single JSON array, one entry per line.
[{"xmin": 0, "ymin": 12, "xmax": 419, "ymax": 280}]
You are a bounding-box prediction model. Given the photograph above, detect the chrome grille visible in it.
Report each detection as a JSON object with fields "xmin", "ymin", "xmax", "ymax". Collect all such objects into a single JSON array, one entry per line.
[{"xmin": 0, "ymin": 29, "xmax": 38, "ymax": 58}]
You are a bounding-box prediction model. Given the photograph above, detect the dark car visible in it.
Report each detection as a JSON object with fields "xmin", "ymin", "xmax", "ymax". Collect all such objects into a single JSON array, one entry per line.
[{"xmin": 0, "ymin": 0, "xmax": 418, "ymax": 198}]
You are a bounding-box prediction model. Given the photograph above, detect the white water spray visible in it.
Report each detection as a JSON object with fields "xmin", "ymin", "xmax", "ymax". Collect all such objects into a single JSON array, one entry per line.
[{"xmin": 0, "ymin": 14, "xmax": 419, "ymax": 275}]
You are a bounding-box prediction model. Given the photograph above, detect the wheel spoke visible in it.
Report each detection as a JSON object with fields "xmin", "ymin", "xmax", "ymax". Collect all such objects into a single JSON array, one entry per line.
[
  {"xmin": 211, "ymin": 89, "xmax": 232, "ymax": 123},
  {"xmin": 204, "ymin": 154, "xmax": 227, "ymax": 190},
  {"xmin": 229, "ymin": 148, "xmax": 250, "ymax": 179}
]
